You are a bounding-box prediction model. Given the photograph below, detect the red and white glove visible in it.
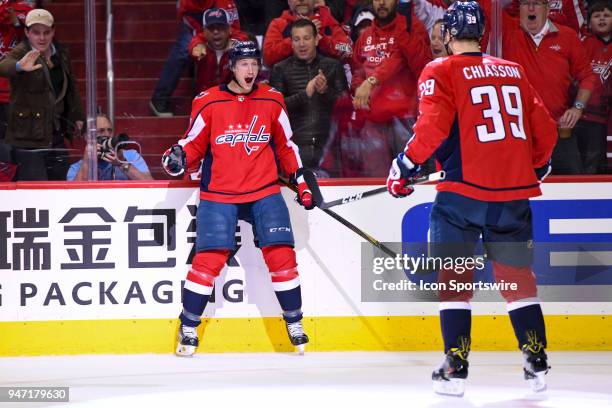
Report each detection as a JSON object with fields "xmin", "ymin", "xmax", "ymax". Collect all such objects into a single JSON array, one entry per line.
[
  {"xmin": 386, "ymin": 153, "xmax": 418, "ymax": 198},
  {"xmin": 293, "ymin": 169, "xmax": 315, "ymax": 210}
]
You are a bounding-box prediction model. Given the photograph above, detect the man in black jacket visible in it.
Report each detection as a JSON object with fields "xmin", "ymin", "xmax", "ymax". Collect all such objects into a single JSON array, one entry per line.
[{"xmin": 270, "ymin": 18, "xmax": 347, "ymax": 171}]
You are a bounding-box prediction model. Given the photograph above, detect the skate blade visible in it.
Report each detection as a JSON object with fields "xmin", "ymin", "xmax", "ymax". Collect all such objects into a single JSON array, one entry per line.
[
  {"xmin": 527, "ymin": 372, "xmax": 547, "ymax": 392},
  {"xmin": 433, "ymin": 378, "xmax": 465, "ymax": 397},
  {"xmin": 175, "ymin": 344, "xmax": 196, "ymax": 357},
  {"xmin": 296, "ymin": 344, "xmax": 305, "ymax": 355}
]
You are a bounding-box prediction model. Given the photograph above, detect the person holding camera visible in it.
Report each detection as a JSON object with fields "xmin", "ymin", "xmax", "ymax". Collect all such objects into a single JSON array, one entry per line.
[{"xmin": 67, "ymin": 115, "xmax": 153, "ymax": 181}]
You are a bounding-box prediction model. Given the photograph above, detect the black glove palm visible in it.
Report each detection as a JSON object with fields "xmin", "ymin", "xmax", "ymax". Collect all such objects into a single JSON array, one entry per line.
[{"xmin": 162, "ymin": 144, "xmax": 186, "ymax": 176}]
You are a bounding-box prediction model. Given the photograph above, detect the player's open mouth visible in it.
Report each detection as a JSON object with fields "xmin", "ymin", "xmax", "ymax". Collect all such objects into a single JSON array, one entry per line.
[{"xmin": 245, "ymin": 77, "xmax": 254, "ymax": 84}]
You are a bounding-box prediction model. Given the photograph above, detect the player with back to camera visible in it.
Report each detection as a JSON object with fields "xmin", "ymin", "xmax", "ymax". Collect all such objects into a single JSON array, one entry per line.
[
  {"xmin": 385, "ymin": 1, "xmax": 558, "ymax": 396},
  {"xmin": 162, "ymin": 41, "xmax": 315, "ymax": 356}
]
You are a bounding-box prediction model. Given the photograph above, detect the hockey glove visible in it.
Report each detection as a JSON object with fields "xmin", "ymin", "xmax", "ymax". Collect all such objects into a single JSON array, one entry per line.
[
  {"xmin": 162, "ymin": 144, "xmax": 186, "ymax": 177},
  {"xmin": 535, "ymin": 161, "xmax": 552, "ymax": 183},
  {"xmin": 291, "ymin": 168, "xmax": 315, "ymax": 210},
  {"xmin": 387, "ymin": 153, "xmax": 419, "ymax": 198}
]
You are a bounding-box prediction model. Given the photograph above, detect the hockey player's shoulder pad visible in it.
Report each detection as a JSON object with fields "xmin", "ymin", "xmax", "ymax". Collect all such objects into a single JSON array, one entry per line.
[
  {"xmin": 190, "ymin": 86, "xmax": 225, "ymax": 112},
  {"xmin": 194, "ymin": 90, "xmax": 210, "ymax": 100},
  {"xmin": 267, "ymin": 85, "xmax": 283, "ymax": 95}
]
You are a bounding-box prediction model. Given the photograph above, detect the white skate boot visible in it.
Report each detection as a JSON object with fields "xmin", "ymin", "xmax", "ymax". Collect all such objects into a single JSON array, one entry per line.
[{"xmin": 176, "ymin": 324, "xmax": 199, "ymax": 357}]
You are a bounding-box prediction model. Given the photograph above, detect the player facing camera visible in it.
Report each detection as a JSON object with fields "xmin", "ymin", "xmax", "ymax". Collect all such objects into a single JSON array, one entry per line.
[
  {"xmin": 162, "ymin": 39, "xmax": 315, "ymax": 358},
  {"xmin": 228, "ymin": 41, "xmax": 261, "ymax": 92}
]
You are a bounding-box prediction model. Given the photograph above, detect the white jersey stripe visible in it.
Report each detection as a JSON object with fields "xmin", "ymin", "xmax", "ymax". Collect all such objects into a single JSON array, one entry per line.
[
  {"xmin": 278, "ymin": 109, "xmax": 303, "ymax": 167},
  {"xmin": 278, "ymin": 108, "xmax": 293, "ymax": 139},
  {"xmin": 179, "ymin": 113, "xmax": 206, "ymax": 148},
  {"xmin": 572, "ymin": 0, "xmax": 584, "ymax": 29}
]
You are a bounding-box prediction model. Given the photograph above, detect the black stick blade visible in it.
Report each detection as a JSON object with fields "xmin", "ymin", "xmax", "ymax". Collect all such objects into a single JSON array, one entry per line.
[{"xmin": 302, "ymin": 168, "xmax": 325, "ymax": 208}]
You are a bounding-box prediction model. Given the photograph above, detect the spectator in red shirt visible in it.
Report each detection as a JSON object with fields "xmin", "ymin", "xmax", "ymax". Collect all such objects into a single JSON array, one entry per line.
[
  {"xmin": 502, "ymin": 0, "xmax": 598, "ymax": 174},
  {"xmin": 574, "ymin": 1, "xmax": 611, "ymax": 174},
  {"xmin": 0, "ymin": 0, "xmax": 32, "ymax": 153},
  {"xmin": 506, "ymin": 0, "xmax": 587, "ymax": 33},
  {"xmin": 179, "ymin": 0, "xmax": 240, "ymax": 33},
  {"xmin": 351, "ymin": 0, "xmax": 432, "ymax": 176},
  {"xmin": 316, "ymin": 5, "xmax": 373, "ymax": 177},
  {"xmin": 352, "ymin": 0, "xmax": 432, "ymax": 110},
  {"xmin": 263, "ymin": 0, "xmax": 352, "ymax": 67},
  {"xmin": 150, "ymin": 0, "xmax": 240, "ymax": 117},
  {"xmin": 189, "ymin": 8, "xmax": 248, "ymax": 93}
]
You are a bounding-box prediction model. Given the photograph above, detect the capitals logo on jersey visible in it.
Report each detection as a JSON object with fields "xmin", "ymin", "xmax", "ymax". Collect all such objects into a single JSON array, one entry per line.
[
  {"xmin": 215, "ymin": 115, "xmax": 271, "ymax": 155},
  {"xmin": 592, "ymin": 58, "xmax": 612, "ymax": 84}
]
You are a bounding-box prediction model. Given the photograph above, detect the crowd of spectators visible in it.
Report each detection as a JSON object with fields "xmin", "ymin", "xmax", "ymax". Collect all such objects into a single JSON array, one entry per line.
[
  {"xmin": 0, "ymin": 0, "xmax": 610, "ymax": 180},
  {"xmin": 152, "ymin": 0, "xmax": 612, "ymax": 178}
]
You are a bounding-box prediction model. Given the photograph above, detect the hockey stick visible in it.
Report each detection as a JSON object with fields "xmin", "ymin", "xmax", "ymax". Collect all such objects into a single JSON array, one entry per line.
[
  {"xmin": 279, "ymin": 177, "xmax": 398, "ymax": 258},
  {"xmin": 302, "ymin": 169, "xmax": 445, "ymax": 210}
]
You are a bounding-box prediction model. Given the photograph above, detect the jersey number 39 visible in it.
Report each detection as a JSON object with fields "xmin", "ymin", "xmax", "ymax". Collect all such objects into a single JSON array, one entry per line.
[{"xmin": 470, "ymin": 85, "xmax": 527, "ymax": 143}]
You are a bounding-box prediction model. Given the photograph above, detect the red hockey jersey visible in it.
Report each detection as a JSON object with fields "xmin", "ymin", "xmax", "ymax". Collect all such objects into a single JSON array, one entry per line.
[
  {"xmin": 406, "ymin": 53, "xmax": 557, "ymax": 201},
  {"xmin": 367, "ymin": 10, "xmax": 432, "ymax": 93},
  {"xmin": 0, "ymin": 0, "xmax": 32, "ymax": 103},
  {"xmin": 506, "ymin": 0, "xmax": 586, "ymax": 33},
  {"xmin": 502, "ymin": 14, "xmax": 597, "ymax": 121},
  {"xmin": 178, "ymin": 0, "xmax": 240, "ymax": 32},
  {"xmin": 351, "ymin": 13, "xmax": 431, "ymax": 121},
  {"xmin": 263, "ymin": 6, "xmax": 352, "ymax": 67},
  {"xmin": 188, "ymin": 29, "xmax": 249, "ymax": 93},
  {"xmin": 581, "ymin": 34, "xmax": 612, "ymax": 125},
  {"xmin": 180, "ymin": 83, "xmax": 303, "ymax": 203}
]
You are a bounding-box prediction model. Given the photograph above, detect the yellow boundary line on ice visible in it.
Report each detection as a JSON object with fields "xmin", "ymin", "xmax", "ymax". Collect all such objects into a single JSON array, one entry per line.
[{"xmin": 1, "ymin": 315, "xmax": 609, "ymax": 356}]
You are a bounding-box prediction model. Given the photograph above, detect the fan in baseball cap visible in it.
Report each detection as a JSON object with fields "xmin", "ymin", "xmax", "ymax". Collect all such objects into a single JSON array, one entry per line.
[
  {"xmin": 203, "ymin": 8, "xmax": 229, "ymax": 27},
  {"xmin": 354, "ymin": 9, "xmax": 375, "ymax": 28},
  {"xmin": 25, "ymin": 9, "xmax": 54, "ymax": 28}
]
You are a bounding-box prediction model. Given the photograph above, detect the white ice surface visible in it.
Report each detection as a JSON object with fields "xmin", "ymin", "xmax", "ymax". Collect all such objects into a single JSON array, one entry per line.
[{"xmin": 1, "ymin": 351, "xmax": 611, "ymax": 408}]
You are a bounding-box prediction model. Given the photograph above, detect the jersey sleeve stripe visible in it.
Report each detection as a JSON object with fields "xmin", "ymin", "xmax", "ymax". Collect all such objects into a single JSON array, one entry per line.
[
  {"xmin": 278, "ymin": 108, "xmax": 293, "ymax": 139},
  {"xmin": 180, "ymin": 113, "xmax": 206, "ymax": 147},
  {"xmin": 286, "ymin": 139, "xmax": 303, "ymax": 168},
  {"xmin": 278, "ymin": 109, "xmax": 303, "ymax": 167},
  {"xmin": 572, "ymin": 0, "xmax": 584, "ymax": 28}
]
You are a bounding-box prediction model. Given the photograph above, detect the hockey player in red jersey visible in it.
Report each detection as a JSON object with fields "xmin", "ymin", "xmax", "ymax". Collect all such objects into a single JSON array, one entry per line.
[
  {"xmin": 386, "ymin": 1, "xmax": 557, "ymax": 396},
  {"xmin": 162, "ymin": 41, "xmax": 314, "ymax": 356}
]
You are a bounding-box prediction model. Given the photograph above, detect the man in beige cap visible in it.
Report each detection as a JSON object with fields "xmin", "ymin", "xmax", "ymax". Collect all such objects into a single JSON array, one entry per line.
[
  {"xmin": 23, "ymin": 9, "xmax": 55, "ymax": 59},
  {"xmin": 0, "ymin": 8, "xmax": 84, "ymax": 180}
]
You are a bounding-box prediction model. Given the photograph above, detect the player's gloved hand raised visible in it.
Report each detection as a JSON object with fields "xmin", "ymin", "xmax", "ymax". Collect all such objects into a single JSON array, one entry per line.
[
  {"xmin": 535, "ymin": 160, "xmax": 551, "ymax": 183},
  {"xmin": 162, "ymin": 144, "xmax": 186, "ymax": 177},
  {"xmin": 291, "ymin": 168, "xmax": 315, "ymax": 210},
  {"xmin": 387, "ymin": 153, "xmax": 419, "ymax": 198}
]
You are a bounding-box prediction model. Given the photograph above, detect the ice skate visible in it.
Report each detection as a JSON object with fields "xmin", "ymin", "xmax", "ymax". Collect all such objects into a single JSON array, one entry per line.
[
  {"xmin": 522, "ymin": 332, "xmax": 550, "ymax": 392},
  {"xmin": 286, "ymin": 320, "xmax": 309, "ymax": 355},
  {"xmin": 432, "ymin": 337, "xmax": 470, "ymax": 397},
  {"xmin": 176, "ymin": 324, "xmax": 199, "ymax": 357}
]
